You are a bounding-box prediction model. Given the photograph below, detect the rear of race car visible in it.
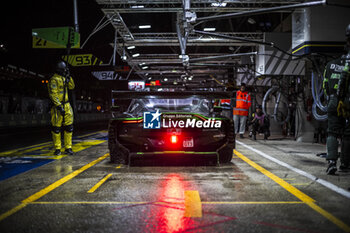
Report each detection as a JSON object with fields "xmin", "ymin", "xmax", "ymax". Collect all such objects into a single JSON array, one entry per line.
[{"xmin": 108, "ymin": 91, "xmax": 235, "ymax": 164}]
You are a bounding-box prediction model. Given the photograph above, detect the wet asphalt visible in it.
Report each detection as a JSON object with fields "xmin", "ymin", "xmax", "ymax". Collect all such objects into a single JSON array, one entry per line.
[{"xmin": 0, "ymin": 132, "xmax": 350, "ymax": 233}]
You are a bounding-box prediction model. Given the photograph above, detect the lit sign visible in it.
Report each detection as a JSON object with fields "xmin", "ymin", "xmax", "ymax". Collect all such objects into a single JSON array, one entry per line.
[
  {"xmin": 146, "ymin": 80, "xmax": 161, "ymax": 86},
  {"xmin": 128, "ymin": 81, "xmax": 145, "ymax": 90},
  {"xmin": 62, "ymin": 54, "xmax": 103, "ymax": 66},
  {"xmin": 92, "ymin": 71, "xmax": 118, "ymax": 80}
]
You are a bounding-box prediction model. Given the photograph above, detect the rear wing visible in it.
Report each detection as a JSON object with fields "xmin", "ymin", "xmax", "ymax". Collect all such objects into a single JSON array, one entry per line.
[{"xmin": 110, "ymin": 91, "xmax": 237, "ymax": 114}]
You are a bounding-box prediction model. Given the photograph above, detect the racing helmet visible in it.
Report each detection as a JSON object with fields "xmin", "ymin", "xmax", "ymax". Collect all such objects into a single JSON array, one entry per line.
[{"xmin": 56, "ymin": 61, "xmax": 68, "ymax": 76}]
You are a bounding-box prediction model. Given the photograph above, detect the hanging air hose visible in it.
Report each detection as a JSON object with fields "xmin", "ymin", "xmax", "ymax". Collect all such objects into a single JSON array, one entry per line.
[
  {"xmin": 262, "ymin": 86, "xmax": 290, "ymax": 125},
  {"xmin": 312, "ymin": 102, "xmax": 328, "ymax": 121},
  {"xmin": 311, "ymin": 72, "xmax": 328, "ymax": 121},
  {"xmin": 311, "ymin": 72, "xmax": 328, "ymax": 113}
]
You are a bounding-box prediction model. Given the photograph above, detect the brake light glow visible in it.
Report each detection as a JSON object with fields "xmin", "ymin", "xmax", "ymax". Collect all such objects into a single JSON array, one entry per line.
[{"xmin": 171, "ymin": 135, "xmax": 177, "ymax": 144}]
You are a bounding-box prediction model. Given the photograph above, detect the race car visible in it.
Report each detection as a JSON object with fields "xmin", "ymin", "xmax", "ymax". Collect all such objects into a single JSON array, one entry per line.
[{"xmin": 108, "ymin": 91, "xmax": 235, "ymax": 165}]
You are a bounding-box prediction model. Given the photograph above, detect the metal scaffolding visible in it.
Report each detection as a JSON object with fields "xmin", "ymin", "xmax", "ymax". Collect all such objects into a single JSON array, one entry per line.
[{"xmin": 94, "ymin": 0, "xmax": 312, "ymax": 81}]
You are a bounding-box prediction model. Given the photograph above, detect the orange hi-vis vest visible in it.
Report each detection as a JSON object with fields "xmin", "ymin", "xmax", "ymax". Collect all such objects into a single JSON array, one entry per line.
[{"xmin": 233, "ymin": 90, "xmax": 251, "ymax": 116}]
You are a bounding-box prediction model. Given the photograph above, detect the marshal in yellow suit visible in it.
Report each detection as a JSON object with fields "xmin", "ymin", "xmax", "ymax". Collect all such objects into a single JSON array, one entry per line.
[{"xmin": 48, "ymin": 61, "xmax": 75, "ymax": 155}]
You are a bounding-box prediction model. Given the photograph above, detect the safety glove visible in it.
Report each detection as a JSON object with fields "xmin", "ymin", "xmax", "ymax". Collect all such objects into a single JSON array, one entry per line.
[
  {"xmin": 337, "ymin": 100, "xmax": 347, "ymax": 117},
  {"xmin": 64, "ymin": 68, "xmax": 71, "ymax": 83},
  {"xmin": 65, "ymin": 75, "xmax": 71, "ymax": 84},
  {"xmin": 56, "ymin": 105, "xmax": 65, "ymax": 115}
]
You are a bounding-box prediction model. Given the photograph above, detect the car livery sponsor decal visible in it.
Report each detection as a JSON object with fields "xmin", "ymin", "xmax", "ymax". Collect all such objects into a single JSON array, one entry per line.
[
  {"xmin": 143, "ymin": 111, "xmax": 221, "ymax": 129},
  {"xmin": 143, "ymin": 110, "xmax": 162, "ymax": 129}
]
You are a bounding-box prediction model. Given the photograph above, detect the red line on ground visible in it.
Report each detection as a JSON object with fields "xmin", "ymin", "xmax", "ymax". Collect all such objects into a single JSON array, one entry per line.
[{"xmin": 151, "ymin": 203, "xmax": 185, "ymax": 211}]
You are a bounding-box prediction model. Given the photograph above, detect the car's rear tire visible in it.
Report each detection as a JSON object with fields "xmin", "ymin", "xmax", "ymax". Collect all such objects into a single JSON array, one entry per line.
[
  {"xmin": 108, "ymin": 121, "xmax": 129, "ymax": 164},
  {"xmin": 219, "ymin": 145, "xmax": 233, "ymax": 163}
]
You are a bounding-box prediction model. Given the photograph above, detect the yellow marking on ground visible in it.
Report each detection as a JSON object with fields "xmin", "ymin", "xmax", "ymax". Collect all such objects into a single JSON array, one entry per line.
[
  {"xmin": 202, "ymin": 201, "xmax": 304, "ymax": 204},
  {"xmin": 22, "ymin": 139, "xmax": 105, "ymax": 159},
  {"xmin": 307, "ymin": 202, "xmax": 350, "ymax": 232},
  {"xmin": 22, "ymin": 153, "xmax": 109, "ymax": 203},
  {"xmin": 29, "ymin": 201, "xmax": 304, "ymax": 205},
  {"xmin": 0, "ymin": 130, "xmax": 107, "ymax": 158},
  {"xmin": 0, "ymin": 203, "xmax": 27, "ymax": 222},
  {"xmin": 0, "ymin": 140, "xmax": 105, "ymax": 159},
  {"xmin": 115, "ymin": 164, "xmax": 122, "ymax": 169},
  {"xmin": 71, "ymin": 140, "xmax": 105, "ymax": 155},
  {"xmin": 31, "ymin": 201, "xmax": 149, "ymax": 205},
  {"xmin": 234, "ymin": 149, "xmax": 350, "ymax": 233},
  {"xmin": 0, "ymin": 143, "xmax": 51, "ymax": 157},
  {"xmin": 29, "ymin": 200, "xmax": 304, "ymax": 208},
  {"xmin": 88, "ymin": 174, "xmax": 113, "ymax": 193},
  {"xmin": 0, "ymin": 153, "xmax": 109, "ymax": 222},
  {"xmin": 184, "ymin": 190, "xmax": 202, "ymax": 218},
  {"xmin": 234, "ymin": 150, "xmax": 314, "ymax": 203},
  {"xmin": 283, "ymin": 178, "xmax": 296, "ymax": 181}
]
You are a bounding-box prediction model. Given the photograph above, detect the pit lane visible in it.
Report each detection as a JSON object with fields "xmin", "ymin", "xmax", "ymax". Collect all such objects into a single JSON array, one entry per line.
[{"xmin": 0, "ymin": 132, "xmax": 350, "ymax": 233}]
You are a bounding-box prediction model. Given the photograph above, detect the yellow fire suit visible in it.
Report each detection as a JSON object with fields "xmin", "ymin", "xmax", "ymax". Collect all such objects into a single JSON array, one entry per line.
[{"xmin": 48, "ymin": 73, "xmax": 75, "ymax": 150}]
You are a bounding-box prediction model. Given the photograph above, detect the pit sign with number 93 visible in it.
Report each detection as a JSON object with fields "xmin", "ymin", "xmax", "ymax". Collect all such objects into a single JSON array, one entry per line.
[{"xmin": 62, "ymin": 54, "xmax": 103, "ymax": 66}]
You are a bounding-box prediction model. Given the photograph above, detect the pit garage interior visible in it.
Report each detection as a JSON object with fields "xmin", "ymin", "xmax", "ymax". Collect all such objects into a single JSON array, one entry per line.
[{"xmin": 1, "ymin": 0, "xmax": 350, "ymax": 232}]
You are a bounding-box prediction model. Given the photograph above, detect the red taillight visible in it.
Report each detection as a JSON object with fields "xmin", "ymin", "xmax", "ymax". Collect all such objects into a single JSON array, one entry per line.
[{"xmin": 171, "ymin": 135, "xmax": 177, "ymax": 144}]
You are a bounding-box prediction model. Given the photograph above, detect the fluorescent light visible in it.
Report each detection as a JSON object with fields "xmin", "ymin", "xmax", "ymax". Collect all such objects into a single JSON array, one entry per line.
[
  {"xmin": 139, "ymin": 25, "xmax": 151, "ymax": 29},
  {"xmin": 199, "ymin": 37, "xmax": 216, "ymax": 41},
  {"xmin": 131, "ymin": 5, "xmax": 144, "ymax": 8},
  {"xmin": 204, "ymin": 28, "xmax": 216, "ymax": 31},
  {"xmin": 139, "ymin": 62, "xmax": 146, "ymax": 66},
  {"xmin": 132, "ymin": 53, "xmax": 140, "ymax": 57},
  {"xmin": 211, "ymin": 2, "xmax": 227, "ymax": 7},
  {"xmin": 142, "ymin": 66, "xmax": 149, "ymax": 69},
  {"xmin": 127, "ymin": 46, "xmax": 135, "ymax": 49}
]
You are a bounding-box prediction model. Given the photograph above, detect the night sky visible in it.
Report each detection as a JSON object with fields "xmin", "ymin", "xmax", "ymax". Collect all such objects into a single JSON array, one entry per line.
[{"xmin": 0, "ymin": 0, "xmax": 115, "ymax": 75}]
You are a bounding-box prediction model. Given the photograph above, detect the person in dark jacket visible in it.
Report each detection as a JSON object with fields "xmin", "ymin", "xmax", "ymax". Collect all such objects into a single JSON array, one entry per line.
[
  {"xmin": 322, "ymin": 24, "xmax": 350, "ymax": 174},
  {"xmin": 249, "ymin": 105, "xmax": 270, "ymax": 140}
]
